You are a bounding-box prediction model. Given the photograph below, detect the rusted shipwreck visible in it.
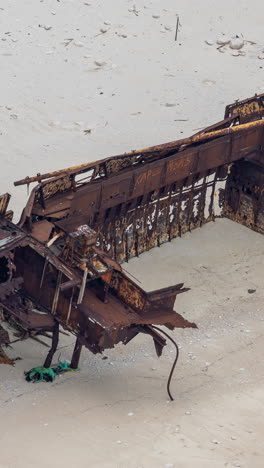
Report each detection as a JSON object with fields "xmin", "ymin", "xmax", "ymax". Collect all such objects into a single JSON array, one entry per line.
[{"xmin": 0, "ymin": 93, "xmax": 263, "ymax": 397}]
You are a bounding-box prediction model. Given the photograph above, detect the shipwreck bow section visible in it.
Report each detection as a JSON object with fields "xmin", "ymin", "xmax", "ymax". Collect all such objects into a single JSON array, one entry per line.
[{"xmin": 16, "ymin": 94, "xmax": 264, "ymax": 263}]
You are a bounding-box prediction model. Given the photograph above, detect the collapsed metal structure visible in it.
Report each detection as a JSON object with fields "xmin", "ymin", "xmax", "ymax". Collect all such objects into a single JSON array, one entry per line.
[{"xmin": 0, "ymin": 93, "xmax": 263, "ymax": 397}]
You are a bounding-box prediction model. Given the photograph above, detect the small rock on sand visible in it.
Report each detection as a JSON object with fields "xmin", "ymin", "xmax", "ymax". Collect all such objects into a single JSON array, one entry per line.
[
  {"xmin": 217, "ymin": 35, "xmax": 230, "ymax": 45},
  {"xmin": 205, "ymin": 39, "xmax": 214, "ymax": 46},
  {"xmin": 230, "ymin": 37, "xmax": 244, "ymax": 50},
  {"xmin": 94, "ymin": 60, "xmax": 106, "ymax": 67}
]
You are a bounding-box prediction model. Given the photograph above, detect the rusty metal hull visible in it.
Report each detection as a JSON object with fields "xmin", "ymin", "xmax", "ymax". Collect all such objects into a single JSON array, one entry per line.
[
  {"xmin": 0, "ymin": 93, "xmax": 263, "ymax": 397},
  {"xmin": 16, "ymin": 96, "xmax": 264, "ymax": 264}
]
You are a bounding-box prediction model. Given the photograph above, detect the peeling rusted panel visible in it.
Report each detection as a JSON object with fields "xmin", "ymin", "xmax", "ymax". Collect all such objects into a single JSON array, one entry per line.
[
  {"xmin": 223, "ymin": 160, "xmax": 264, "ymax": 234},
  {"xmin": 225, "ymin": 93, "xmax": 264, "ymax": 123}
]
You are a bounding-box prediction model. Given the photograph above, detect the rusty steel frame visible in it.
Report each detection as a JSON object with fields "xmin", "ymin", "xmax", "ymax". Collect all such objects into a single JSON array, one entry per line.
[{"xmin": 0, "ymin": 93, "xmax": 263, "ymax": 398}]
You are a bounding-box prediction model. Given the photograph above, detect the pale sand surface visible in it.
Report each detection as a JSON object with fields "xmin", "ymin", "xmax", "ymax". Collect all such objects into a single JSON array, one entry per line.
[{"xmin": 0, "ymin": 1, "xmax": 264, "ymax": 467}]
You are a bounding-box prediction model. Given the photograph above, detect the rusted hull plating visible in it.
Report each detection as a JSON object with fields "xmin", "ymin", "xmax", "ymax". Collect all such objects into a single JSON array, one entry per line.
[
  {"xmin": 16, "ymin": 97, "xmax": 264, "ymax": 263},
  {"xmin": 0, "ymin": 93, "xmax": 263, "ymax": 398}
]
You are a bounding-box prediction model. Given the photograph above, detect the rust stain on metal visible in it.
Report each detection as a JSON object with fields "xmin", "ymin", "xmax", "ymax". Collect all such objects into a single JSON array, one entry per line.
[{"xmin": 0, "ymin": 93, "xmax": 264, "ymax": 398}]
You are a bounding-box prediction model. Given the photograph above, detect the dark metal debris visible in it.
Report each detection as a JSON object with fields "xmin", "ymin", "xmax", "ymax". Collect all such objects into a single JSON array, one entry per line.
[{"xmin": 0, "ymin": 93, "xmax": 263, "ymax": 398}]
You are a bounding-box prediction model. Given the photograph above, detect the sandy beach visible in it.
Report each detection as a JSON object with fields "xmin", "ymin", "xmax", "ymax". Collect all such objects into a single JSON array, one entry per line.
[{"xmin": 0, "ymin": 1, "xmax": 264, "ymax": 467}]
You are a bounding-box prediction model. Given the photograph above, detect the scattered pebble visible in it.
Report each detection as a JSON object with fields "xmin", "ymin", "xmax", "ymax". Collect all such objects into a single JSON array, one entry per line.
[
  {"xmin": 185, "ymin": 411, "xmax": 191, "ymax": 415},
  {"xmin": 232, "ymin": 51, "xmax": 240, "ymax": 57},
  {"xmin": 100, "ymin": 28, "xmax": 108, "ymax": 34},
  {"xmin": 127, "ymin": 412, "xmax": 134, "ymax": 417},
  {"xmin": 203, "ymin": 79, "xmax": 216, "ymax": 85},
  {"xmin": 116, "ymin": 440, "xmax": 123, "ymax": 444},
  {"xmin": 164, "ymin": 102, "xmax": 177, "ymax": 107},
  {"xmin": 152, "ymin": 14, "xmax": 160, "ymax": 19},
  {"xmin": 217, "ymin": 35, "xmax": 230, "ymax": 45},
  {"xmin": 258, "ymin": 54, "xmax": 264, "ymax": 60},
  {"xmin": 94, "ymin": 60, "xmax": 106, "ymax": 67},
  {"xmin": 74, "ymin": 41, "xmax": 84, "ymax": 47},
  {"xmin": 205, "ymin": 39, "xmax": 214, "ymax": 46},
  {"xmin": 247, "ymin": 289, "xmax": 256, "ymax": 294},
  {"xmin": 231, "ymin": 436, "xmax": 236, "ymax": 440},
  {"xmin": 151, "ymin": 367, "xmax": 157, "ymax": 371},
  {"xmin": 164, "ymin": 25, "xmax": 172, "ymax": 31},
  {"xmin": 165, "ymin": 464, "xmax": 174, "ymax": 468},
  {"xmin": 211, "ymin": 439, "xmax": 220, "ymax": 444},
  {"xmin": 128, "ymin": 5, "xmax": 139, "ymax": 15},
  {"xmin": 230, "ymin": 37, "xmax": 244, "ymax": 50},
  {"xmin": 39, "ymin": 24, "xmax": 52, "ymax": 31}
]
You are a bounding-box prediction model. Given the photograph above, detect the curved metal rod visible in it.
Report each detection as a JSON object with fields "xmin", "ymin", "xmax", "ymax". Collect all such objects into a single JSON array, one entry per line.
[{"xmin": 151, "ymin": 325, "xmax": 179, "ymax": 401}]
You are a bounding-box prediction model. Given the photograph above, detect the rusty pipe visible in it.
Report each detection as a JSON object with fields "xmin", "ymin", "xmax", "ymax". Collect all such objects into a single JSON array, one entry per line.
[{"xmin": 14, "ymin": 119, "xmax": 264, "ymax": 187}]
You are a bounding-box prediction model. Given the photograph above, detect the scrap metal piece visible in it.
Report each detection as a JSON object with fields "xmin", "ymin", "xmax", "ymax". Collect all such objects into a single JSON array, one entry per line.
[
  {"xmin": 0, "ymin": 193, "xmax": 11, "ymax": 218},
  {"xmin": 224, "ymin": 93, "xmax": 264, "ymax": 123},
  {"xmin": 0, "ymin": 323, "xmax": 14, "ymax": 365}
]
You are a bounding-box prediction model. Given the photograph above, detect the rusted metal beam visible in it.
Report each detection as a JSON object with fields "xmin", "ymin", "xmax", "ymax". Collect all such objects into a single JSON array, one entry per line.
[
  {"xmin": 0, "ymin": 193, "xmax": 11, "ymax": 217},
  {"xmin": 70, "ymin": 338, "xmax": 83, "ymax": 369},
  {"xmin": 43, "ymin": 321, "xmax": 59, "ymax": 368}
]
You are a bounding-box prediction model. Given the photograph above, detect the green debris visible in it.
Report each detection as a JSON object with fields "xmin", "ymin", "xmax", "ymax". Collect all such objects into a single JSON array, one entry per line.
[{"xmin": 25, "ymin": 362, "xmax": 79, "ymax": 383}]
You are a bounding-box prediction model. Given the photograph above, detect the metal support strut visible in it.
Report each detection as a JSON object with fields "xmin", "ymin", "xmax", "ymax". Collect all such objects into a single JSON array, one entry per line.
[
  {"xmin": 70, "ymin": 337, "xmax": 83, "ymax": 369},
  {"xmin": 43, "ymin": 321, "xmax": 59, "ymax": 368}
]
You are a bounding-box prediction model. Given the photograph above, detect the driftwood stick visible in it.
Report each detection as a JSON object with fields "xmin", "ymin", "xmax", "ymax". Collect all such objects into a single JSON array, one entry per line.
[{"xmin": 175, "ymin": 15, "xmax": 179, "ymax": 41}]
